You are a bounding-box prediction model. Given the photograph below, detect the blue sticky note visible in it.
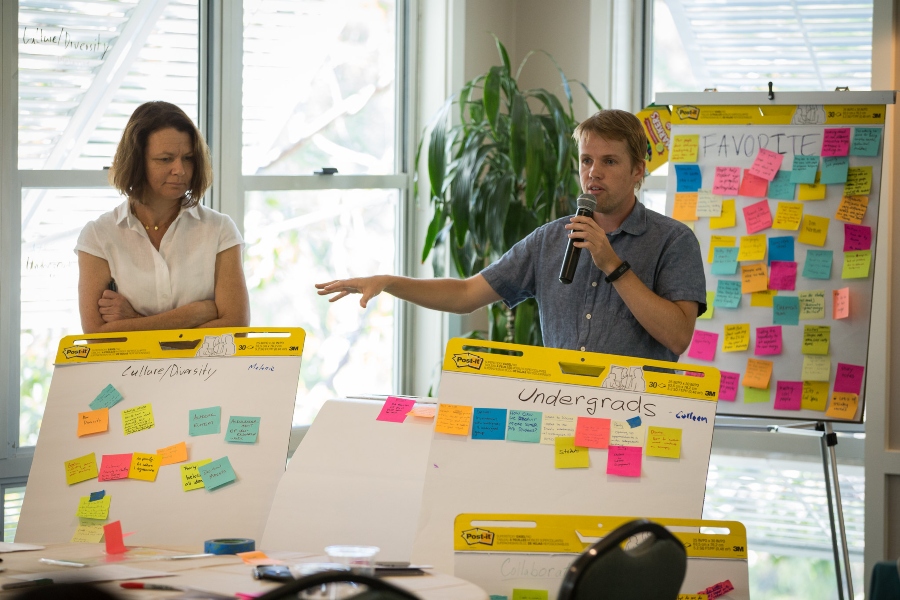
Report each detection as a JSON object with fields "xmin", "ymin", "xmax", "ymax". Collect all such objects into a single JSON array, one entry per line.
[
  {"xmin": 89, "ymin": 384, "xmax": 123, "ymax": 410},
  {"xmin": 472, "ymin": 408, "xmax": 507, "ymax": 440},
  {"xmin": 626, "ymin": 416, "xmax": 642, "ymax": 428},
  {"xmin": 674, "ymin": 164, "xmax": 702, "ymax": 192},
  {"xmin": 767, "ymin": 170, "xmax": 795, "ymax": 200},
  {"xmin": 506, "ymin": 410, "xmax": 542, "ymax": 443},
  {"xmin": 820, "ymin": 156, "xmax": 849, "ymax": 184},
  {"xmin": 768, "ymin": 237, "xmax": 795, "ymax": 264},
  {"xmin": 188, "ymin": 406, "xmax": 221, "ymax": 436},
  {"xmin": 197, "ymin": 456, "xmax": 237, "ymax": 491},
  {"xmin": 224, "ymin": 416, "xmax": 261, "ymax": 444},
  {"xmin": 773, "ymin": 296, "xmax": 800, "ymax": 326},
  {"xmin": 714, "ymin": 280, "xmax": 742, "ymax": 308},
  {"xmin": 790, "ymin": 156, "xmax": 819, "ymax": 183},
  {"xmin": 711, "ymin": 247, "xmax": 739, "ymax": 275},
  {"xmin": 850, "ymin": 127, "xmax": 882, "ymax": 157},
  {"xmin": 89, "ymin": 490, "xmax": 106, "ymax": 502},
  {"xmin": 803, "ymin": 249, "xmax": 834, "ymax": 280}
]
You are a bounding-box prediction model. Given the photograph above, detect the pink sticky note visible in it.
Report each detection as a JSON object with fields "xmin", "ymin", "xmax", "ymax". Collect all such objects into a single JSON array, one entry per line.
[
  {"xmin": 843, "ymin": 223, "xmax": 872, "ymax": 252},
  {"xmin": 607, "ymin": 445, "xmax": 642, "ymax": 477},
  {"xmin": 833, "ymin": 287, "xmax": 850, "ymax": 319},
  {"xmin": 687, "ymin": 330, "xmax": 718, "ymax": 362},
  {"xmin": 749, "ymin": 148, "xmax": 785, "ymax": 181},
  {"xmin": 712, "ymin": 166, "xmax": 741, "ymax": 195},
  {"xmin": 99, "ymin": 453, "xmax": 133, "ymax": 481},
  {"xmin": 104, "ymin": 521, "xmax": 128, "ymax": 554},
  {"xmin": 376, "ymin": 397, "xmax": 416, "ymax": 423},
  {"xmin": 574, "ymin": 417, "xmax": 611, "ymax": 449},
  {"xmin": 739, "ymin": 169, "xmax": 768, "ymax": 197},
  {"xmin": 743, "ymin": 199, "xmax": 773, "ymax": 234},
  {"xmin": 769, "ymin": 260, "xmax": 798, "ymax": 291},
  {"xmin": 719, "ymin": 371, "xmax": 740, "ymax": 401},
  {"xmin": 754, "ymin": 325, "xmax": 783, "ymax": 355},
  {"xmin": 774, "ymin": 381, "xmax": 803, "ymax": 410},
  {"xmin": 834, "ymin": 363, "xmax": 865, "ymax": 394},
  {"xmin": 822, "ymin": 128, "xmax": 851, "ymax": 157}
]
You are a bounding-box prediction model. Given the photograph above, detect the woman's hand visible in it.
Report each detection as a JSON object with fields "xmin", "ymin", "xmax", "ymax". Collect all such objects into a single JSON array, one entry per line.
[{"xmin": 97, "ymin": 290, "xmax": 143, "ymax": 322}]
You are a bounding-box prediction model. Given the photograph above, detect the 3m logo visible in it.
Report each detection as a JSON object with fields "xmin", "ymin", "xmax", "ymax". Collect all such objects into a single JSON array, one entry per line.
[
  {"xmin": 676, "ymin": 106, "xmax": 700, "ymax": 120},
  {"xmin": 461, "ymin": 527, "xmax": 494, "ymax": 546},
  {"xmin": 62, "ymin": 346, "xmax": 90, "ymax": 359},
  {"xmin": 452, "ymin": 352, "xmax": 483, "ymax": 370}
]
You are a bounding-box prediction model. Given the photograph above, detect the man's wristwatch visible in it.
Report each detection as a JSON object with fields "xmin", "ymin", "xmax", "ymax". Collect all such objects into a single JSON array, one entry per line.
[{"xmin": 605, "ymin": 261, "xmax": 631, "ymax": 283}]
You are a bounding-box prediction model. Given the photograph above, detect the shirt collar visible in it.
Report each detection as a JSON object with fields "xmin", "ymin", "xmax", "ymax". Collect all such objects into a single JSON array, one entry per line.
[
  {"xmin": 610, "ymin": 197, "xmax": 648, "ymax": 236},
  {"xmin": 115, "ymin": 200, "xmax": 199, "ymax": 229}
]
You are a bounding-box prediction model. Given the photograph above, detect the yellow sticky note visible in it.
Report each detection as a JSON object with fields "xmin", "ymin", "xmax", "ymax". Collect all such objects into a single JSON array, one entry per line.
[
  {"xmin": 554, "ymin": 436, "xmax": 589, "ymax": 469},
  {"xmin": 799, "ymin": 290, "xmax": 826, "ymax": 320},
  {"xmin": 709, "ymin": 199, "xmax": 736, "ymax": 230},
  {"xmin": 540, "ymin": 413, "xmax": 577, "ymax": 445},
  {"xmin": 801, "ymin": 381, "xmax": 830, "ymax": 411},
  {"xmin": 722, "ymin": 323, "xmax": 750, "ymax": 352},
  {"xmin": 646, "ymin": 426, "xmax": 682, "ymax": 459},
  {"xmin": 71, "ymin": 523, "xmax": 105, "ymax": 543},
  {"xmin": 844, "ymin": 166, "xmax": 872, "ymax": 196},
  {"xmin": 798, "ymin": 215, "xmax": 829, "ymax": 246},
  {"xmin": 434, "ymin": 404, "xmax": 473, "ymax": 435},
  {"xmin": 801, "ymin": 325, "xmax": 831, "ymax": 355},
  {"xmin": 680, "ymin": 220, "xmax": 695, "ymax": 231},
  {"xmin": 842, "ymin": 250, "xmax": 871, "ymax": 279},
  {"xmin": 128, "ymin": 453, "xmax": 161, "ymax": 482},
  {"xmin": 64, "ymin": 453, "xmax": 99, "ymax": 485},
  {"xmin": 76, "ymin": 495, "xmax": 111, "ymax": 520},
  {"xmin": 736, "ymin": 235, "xmax": 766, "ymax": 262},
  {"xmin": 835, "ymin": 195, "xmax": 868, "ymax": 224},
  {"xmin": 677, "ymin": 596, "xmax": 709, "ymax": 600},
  {"xmin": 707, "ymin": 235, "xmax": 736, "ymax": 262},
  {"xmin": 512, "ymin": 590, "xmax": 550, "ymax": 600},
  {"xmin": 772, "ymin": 202, "xmax": 803, "ymax": 230},
  {"xmin": 181, "ymin": 459, "xmax": 213, "ymax": 491},
  {"xmin": 798, "ymin": 182, "xmax": 827, "ymax": 201},
  {"xmin": 743, "ymin": 386, "xmax": 771, "ymax": 404},
  {"xmin": 77, "ymin": 408, "xmax": 109, "ymax": 437},
  {"xmin": 802, "ymin": 355, "xmax": 831, "ymax": 381},
  {"xmin": 825, "ymin": 392, "xmax": 859, "ymax": 420},
  {"xmin": 609, "ymin": 420, "xmax": 644, "ymax": 447},
  {"xmin": 671, "ymin": 134, "xmax": 700, "ymax": 162},
  {"xmin": 672, "ymin": 192, "xmax": 699, "ymax": 221},
  {"xmin": 698, "ymin": 291, "xmax": 715, "ymax": 319},
  {"xmin": 743, "ymin": 358, "xmax": 773, "ymax": 389},
  {"xmin": 751, "ymin": 289, "xmax": 777, "ymax": 307},
  {"xmin": 741, "ymin": 263, "xmax": 768, "ymax": 293},
  {"xmin": 157, "ymin": 441, "xmax": 188, "ymax": 466},
  {"xmin": 121, "ymin": 403, "xmax": 155, "ymax": 436}
]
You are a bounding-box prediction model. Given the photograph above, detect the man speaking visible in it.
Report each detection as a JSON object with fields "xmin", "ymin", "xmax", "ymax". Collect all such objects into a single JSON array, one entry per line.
[{"xmin": 316, "ymin": 110, "xmax": 706, "ymax": 362}]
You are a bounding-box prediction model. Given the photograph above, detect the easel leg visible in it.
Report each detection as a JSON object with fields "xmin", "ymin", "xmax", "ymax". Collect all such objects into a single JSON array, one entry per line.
[
  {"xmin": 824, "ymin": 422, "xmax": 855, "ymax": 599},
  {"xmin": 821, "ymin": 426, "xmax": 845, "ymax": 600}
]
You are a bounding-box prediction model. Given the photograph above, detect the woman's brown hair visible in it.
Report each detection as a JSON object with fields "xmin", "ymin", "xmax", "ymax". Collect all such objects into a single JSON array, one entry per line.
[{"xmin": 108, "ymin": 101, "xmax": 212, "ymax": 207}]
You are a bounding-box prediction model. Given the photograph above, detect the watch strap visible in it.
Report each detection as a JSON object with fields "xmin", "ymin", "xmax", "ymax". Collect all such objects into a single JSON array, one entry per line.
[{"xmin": 605, "ymin": 261, "xmax": 631, "ymax": 283}]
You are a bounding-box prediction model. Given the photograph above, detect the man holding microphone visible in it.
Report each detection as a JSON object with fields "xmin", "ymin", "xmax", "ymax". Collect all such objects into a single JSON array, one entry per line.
[{"xmin": 316, "ymin": 110, "xmax": 706, "ymax": 362}]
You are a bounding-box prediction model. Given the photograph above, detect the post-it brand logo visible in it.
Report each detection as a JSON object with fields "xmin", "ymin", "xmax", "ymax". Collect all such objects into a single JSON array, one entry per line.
[
  {"xmin": 677, "ymin": 106, "xmax": 700, "ymax": 120},
  {"xmin": 62, "ymin": 346, "xmax": 90, "ymax": 359},
  {"xmin": 452, "ymin": 352, "xmax": 483, "ymax": 370},
  {"xmin": 461, "ymin": 527, "xmax": 494, "ymax": 546}
]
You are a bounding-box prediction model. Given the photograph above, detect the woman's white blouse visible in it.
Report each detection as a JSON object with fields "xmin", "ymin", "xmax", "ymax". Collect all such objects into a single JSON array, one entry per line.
[{"xmin": 75, "ymin": 200, "xmax": 243, "ymax": 318}]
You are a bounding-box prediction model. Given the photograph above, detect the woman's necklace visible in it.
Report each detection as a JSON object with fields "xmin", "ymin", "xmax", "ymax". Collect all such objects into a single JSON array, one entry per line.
[{"xmin": 131, "ymin": 202, "xmax": 179, "ymax": 232}]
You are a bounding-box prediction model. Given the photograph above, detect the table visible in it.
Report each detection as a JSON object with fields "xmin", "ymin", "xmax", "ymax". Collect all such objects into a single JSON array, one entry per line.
[{"xmin": 0, "ymin": 544, "xmax": 488, "ymax": 599}]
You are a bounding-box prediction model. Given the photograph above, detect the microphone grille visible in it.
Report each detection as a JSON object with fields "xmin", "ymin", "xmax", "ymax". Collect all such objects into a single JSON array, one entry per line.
[{"xmin": 576, "ymin": 193, "xmax": 597, "ymax": 211}]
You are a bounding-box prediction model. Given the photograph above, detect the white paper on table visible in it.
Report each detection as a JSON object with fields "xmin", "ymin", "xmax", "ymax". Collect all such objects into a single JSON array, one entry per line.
[
  {"xmin": 0, "ymin": 542, "xmax": 44, "ymax": 553},
  {"xmin": 10, "ymin": 565, "xmax": 174, "ymax": 584}
]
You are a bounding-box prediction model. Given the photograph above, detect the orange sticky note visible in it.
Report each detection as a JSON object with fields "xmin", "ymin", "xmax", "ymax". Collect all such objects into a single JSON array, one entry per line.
[
  {"xmin": 833, "ymin": 287, "xmax": 850, "ymax": 319},
  {"xmin": 434, "ymin": 404, "xmax": 473, "ymax": 435},
  {"xmin": 65, "ymin": 453, "xmax": 99, "ymax": 485},
  {"xmin": 741, "ymin": 263, "xmax": 768, "ymax": 293},
  {"xmin": 825, "ymin": 392, "xmax": 859, "ymax": 420},
  {"xmin": 408, "ymin": 405, "xmax": 437, "ymax": 419},
  {"xmin": 743, "ymin": 358, "xmax": 773, "ymax": 389},
  {"xmin": 77, "ymin": 408, "xmax": 109, "ymax": 437},
  {"xmin": 835, "ymin": 195, "xmax": 868, "ymax": 224},
  {"xmin": 237, "ymin": 550, "xmax": 275, "ymax": 565},
  {"xmin": 157, "ymin": 441, "xmax": 188, "ymax": 466},
  {"xmin": 672, "ymin": 193, "xmax": 699, "ymax": 221}
]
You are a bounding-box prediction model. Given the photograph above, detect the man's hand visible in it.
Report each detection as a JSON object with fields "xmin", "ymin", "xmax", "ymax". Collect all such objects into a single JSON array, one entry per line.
[
  {"xmin": 315, "ymin": 276, "xmax": 390, "ymax": 308},
  {"xmin": 97, "ymin": 290, "xmax": 143, "ymax": 323},
  {"xmin": 565, "ymin": 215, "xmax": 621, "ymax": 275}
]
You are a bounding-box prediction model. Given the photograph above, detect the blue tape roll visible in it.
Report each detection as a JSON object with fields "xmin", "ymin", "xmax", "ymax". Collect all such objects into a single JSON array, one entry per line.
[{"xmin": 204, "ymin": 538, "xmax": 256, "ymax": 555}]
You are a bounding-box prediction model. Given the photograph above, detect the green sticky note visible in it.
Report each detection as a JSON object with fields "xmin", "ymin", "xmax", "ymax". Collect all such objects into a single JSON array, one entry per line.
[
  {"xmin": 512, "ymin": 590, "xmax": 549, "ymax": 600},
  {"xmin": 767, "ymin": 170, "xmax": 795, "ymax": 200},
  {"xmin": 189, "ymin": 406, "xmax": 221, "ymax": 436},
  {"xmin": 711, "ymin": 247, "xmax": 739, "ymax": 275},
  {"xmin": 714, "ymin": 280, "xmax": 742, "ymax": 309},
  {"xmin": 820, "ymin": 156, "xmax": 849, "ymax": 184},
  {"xmin": 224, "ymin": 416, "xmax": 261, "ymax": 444},
  {"xmin": 842, "ymin": 250, "xmax": 871, "ymax": 279},
  {"xmin": 803, "ymin": 250, "xmax": 833, "ymax": 280},
  {"xmin": 790, "ymin": 155, "xmax": 819, "ymax": 183},
  {"xmin": 850, "ymin": 127, "xmax": 882, "ymax": 156},
  {"xmin": 89, "ymin": 384, "xmax": 123, "ymax": 410},
  {"xmin": 507, "ymin": 410, "xmax": 542, "ymax": 443},
  {"xmin": 197, "ymin": 456, "xmax": 237, "ymax": 491},
  {"xmin": 743, "ymin": 386, "xmax": 771, "ymax": 404},
  {"xmin": 698, "ymin": 291, "xmax": 715, "ymax": 320},
  {"xmin": 773, "ymin": 296, "xmax": 800, "ymax": 326}
]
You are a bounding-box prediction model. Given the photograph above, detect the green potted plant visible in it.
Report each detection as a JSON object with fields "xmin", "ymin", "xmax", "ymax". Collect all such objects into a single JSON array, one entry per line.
[{"xmin": 419, "ymin": 38, "xmax": 602, "ymax": 345}]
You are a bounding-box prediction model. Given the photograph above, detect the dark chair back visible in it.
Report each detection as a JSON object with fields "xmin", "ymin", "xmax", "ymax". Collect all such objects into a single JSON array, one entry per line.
[
  {"xmin": 254, "ymin": 569, "xmax": 421, "ymax": 600},
  {"xmin": 557, "ymin": 519, "xmax": 687, "ymax": 600}
]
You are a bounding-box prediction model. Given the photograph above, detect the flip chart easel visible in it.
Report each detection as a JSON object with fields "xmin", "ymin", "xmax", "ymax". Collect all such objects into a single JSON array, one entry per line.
[
  {"xmin": 17, "ymin": 328, "xmax": 305, "ymax": 547},
  {"xmin": 410, "ymin": 338, "xmax": 721, "ymax": 573}
]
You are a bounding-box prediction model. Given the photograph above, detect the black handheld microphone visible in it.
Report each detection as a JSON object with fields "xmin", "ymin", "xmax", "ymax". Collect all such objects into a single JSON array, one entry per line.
[{"xmin": 559, "ymin": 193, "xmax": 598, "ymax": 284}]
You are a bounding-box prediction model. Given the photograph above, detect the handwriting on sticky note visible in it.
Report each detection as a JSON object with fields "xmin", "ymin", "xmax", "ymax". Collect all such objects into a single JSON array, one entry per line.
[
  {"xmin": 722, "ymin": 324, "xmax": 750, "ymax": 352},
  {"xmin": 573, "ymin": 417, "xmax": 610, "ymax": 448},
  {"xmin": 798, "ymin": 290, "xmax": 826, "ymax": 320},
  {"xmin": 774, "ymin": 381, "xmax": 803, "ymax": 411},
  {"xmin": 225, "ymin": 416, "xmax": 262, "ymax": 444},
  {"xmin": 435, "ymin": 404, "xmax": 473, "ymax": 435},
  {"xmin": 802, "ymin": 381, "xmax": 830, "ymax": 411},
  {"xmin": 743, "ymin": 199, "xmax": 772, "ymax": 234},
  {"xmin": 128, "ymin": 453, "xmax": 161, "ymax": 482},
  {"xmin": 834, "ymin": 363, "xmax": 865, "ymax": 394},
  {"xmin": 851, "ymin": 127, "xmax": 882, "ymax": 156},
  {"xmin": 821, "ymin": 156, "xmax": 849, "ymax": 184},
  {"xmin": 751, "ymin": 289, "xmax": 777, "ymax": 307},
  {"xmin": 802, "ymin": 355, "xmax": 831, "ymax": 381},
  {"xmin": 790, "ymin": 155, "xmax": 819, "ymax": 183},
  {"xmin": 773, "ymin": 296, "xmax": 800, "ymax": 326},
  {"xmin": 768, "ymin": 236, "xmax": 794, "ymax": 263},
  {"xmin": 688, "ymin": 330, "xmax": 718, "ymax": 362},
  {"xmin": 822, "ymin": 127, "xmax": 850, "ymax": 156},
  {"xmin": 65, "ymin": 453, "xmax": 98, "ymax": 485},
  {"xmin": 738, "ymin": 169, "xmax": 768, "ymax": 197},
  {"xmin": 189, "ymin": 406, "xmax": 221, "ymax": 436},
  {"xmin": 741, "ymin": 263, "xmax": 768, "ymax": 294},
  {"xmin": 121, "ymin": 403, "xmax": 154, "ymax": 436},
  {"xmin": 540, "ymin": 413, "xmax": 577, "ymax": 445},
  {"xmin": 798, "ymin": 215, "xmax": 829, "ymax": 246},
  {"xmin": 77, "ymin": 408, "xmax": 109, "ymax": 437},
  {"xmin": 768, "ymin": 170, "xmax": 795, "ymax": 200},
  {"xmin": 76, "ymin": 495, "xmax": 111, "ymax": 520},
  {"xmin": 376, "ymin": 397, "xmax": 416, "ymax": 423},
  {"xmin": 712, "ymin": 166, "xmax": 740, "ymax": 195},
  {"xmin": 835, "ymin": 195, "xmax": 868, "ymax": 224},
  {"xmin": 743, "ymin": 359, "xmax": 773, "ymax": 389},
  {"xmin": 842, "ymin": 250, "xmax": 871, "ymax": 278},
  {"xmin": 554, "ymin": 437, "xmax": 589, "ymax": 469},
  {"xmin": 803, "ymin": 250, "xmax": 833, "ymax": 279},
  {"xmin": 825, "ymin": 393, "xmax": 859, "ymax": 420},
  {"xmin": 773, "ymin": 202, "xmax": 803, "ymax": 230},
  {"xmin": 696, "ymin": 190, "xmax": 722, "ymax": 217},
  {"xmin": 607, "ymin": 446, "xmax": 642, "ymax": 477},
  {"xmin": 157, "ymin": 442, "xmax": 188, "ymax": 466},
  {"xmin": 714, "ymin": 280, "xmax": 741, "ymax": 309},
  {"xmin": 99, "ymin": 454, "xmax": 132, "ymax": 481},
  {"xmin": 749, "ymin": 147, "xmax": 784, "ymax": 181},
  {"xmin": 799, "ymin": 180, "xmax": 827, "ymax": 200},
  {"xmin": 609, "ymin": 421, "xmax": 643, "ymax": 447},
  {"xmin": 754, "ymin": 326, "xmax": 782, "ymax": 356},
  {"xmin": 672, "ymin": 192, "xmax": 699, "ymax": 220},
  {"xmin": 833, "ymin": 287, "xmax": 850, "ymax": 319},
  {"xmin": 737, "ymin": 235, "xmax": 766, "ymax": 262},
  {"xmin": 181, "ymin": 459, "xmax": 212, "ymax": 491},
  {"xmin": 769, "ymin": 261, "xmax": 797, "ymax": 291},
  {"xmin": 89, "ymin": 384, "xmax": 123, "ymax": 411},
  {"xmin": 198, "ymin": 456, "xmax": 237, "ymax": 491},
  {"xmin": 71, "ymin": 523, "xmax": 105, "ymax": 543},
  {"xmin": 646, "ymin": 426, "xmax": 682, "ymax": 459},
  {"xmin": 674, "ymin": 165, "xmax": 702, "ymax": 193},
  {"xmin": 507, "ymin": 410, "xmax": 542, "ymax": 443},
  {"xmin": 699, "ymin": 579, "xmax": 735, "ymax": 600},
  {"xmin": 472, "ymin": 408, "xmax": 507, "ymax": 440},
  {"xmin": 707, "ymin": 235, "xmax": 736, "ymax": 262},
  {"xmin": 844, "ymin": 166, "xmax": 872, "ymax": 196},
  {"xmin": 844, "ymin": 223, "xmax": 872, "ymax": 252},
  {"xmin": 671, "ymin": 134, "xmax": 699, "ymax": 162},
  {"xmin": 719, "ymin": 371, "xmax": 740, "ymax": 401},
  {"xmin": 711, "ymin": 247, "xmax": 739, "ymax": 276},
  {"xmin": 709, "ymin": 199, "xmax": 736, "ymax": 229},
  {"xmin": 802, "ymin": 325, "xmax": 831, "ymax": 355}
]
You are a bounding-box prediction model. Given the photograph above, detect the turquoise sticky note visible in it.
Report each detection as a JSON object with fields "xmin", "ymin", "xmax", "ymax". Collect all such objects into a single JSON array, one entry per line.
[
  {"xmin": 472, "ymin": 408, "xmax": 507, "ymax": 440},
  {"xmin": 224, "ymin": 416, "xmax": 261, "ymax": 444},
  {"xmin": 773, "ymin": 296, "xmax": 800, "ymax": 325},
  {"xmin": 507, "ymin": 410, "xmax": 542, "ymax": 443},
  {"xmin": 820, "ymin": 156, "xmax": 849, "ymax": 184},
  {"xmin": 674, "ymin": 164, "xmax": 702, "ymax": 192},
  {"xmin": 715, "ymin": 280, "xmax": 742, "ymax": 308},
  {"xmin": 768, "ymin": 237, "xmax": 794, "ymax": 264},
  {"xmin": 188, "ymin": 406, "xmax": 221, "ymax": 437},
  {"xmin": 89, "ymin": 490, "xmax": 106, "ymax": 502},
  {"xmin": 197, "ymin": 456, "xmax": 236, "ymax": 491},
  {"xmin": 90, "ymin": 384, "xmax": 124, "ymax": 410},
  {"xmin": 790, "ymin": 156, "xmax": 819, "ymax": 183},
  {"xmin": 803, "ymin": 249, "xmax": 834, "ymax": 280},
  {"xmin": 711, "ymin": 247, "xmax": 739, "ymax": 275},
  {"xmin": 850, "ymin": 127, "xmax": 882, "ymax": 157},
  {"xmin": 767, "ymin": 170, "xmax": 795, "ymax": 200}
]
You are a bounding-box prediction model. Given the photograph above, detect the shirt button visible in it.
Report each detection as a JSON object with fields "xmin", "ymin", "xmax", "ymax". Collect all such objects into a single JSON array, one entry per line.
[
  {"xmin": 592, "ymin": 282, "xmax": 598, "ymax": 287},
  {"xmin": 580, "ymin": 346, "xmax": 586, "ymax": 351},
  {"xmin": 586, "ymin": 314, "xmax": 592, "ymax": 319}
]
